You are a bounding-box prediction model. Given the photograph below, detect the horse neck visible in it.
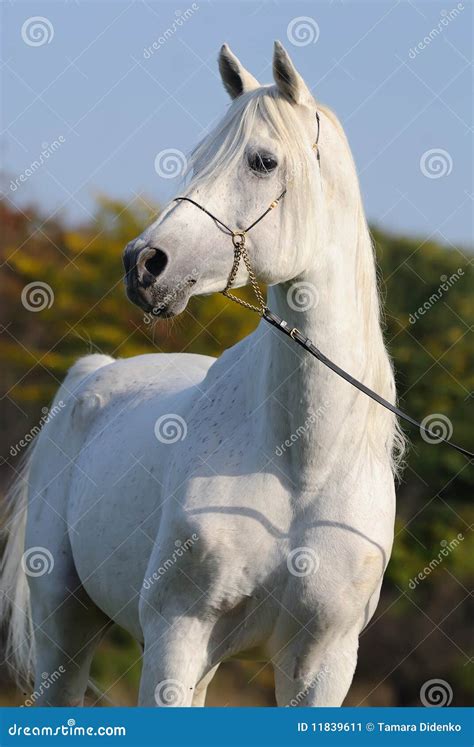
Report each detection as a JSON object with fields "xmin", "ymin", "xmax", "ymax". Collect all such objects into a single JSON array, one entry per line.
[{"xmin": 250, "ymin": 205, "xmax": 388, "ymax": 488}]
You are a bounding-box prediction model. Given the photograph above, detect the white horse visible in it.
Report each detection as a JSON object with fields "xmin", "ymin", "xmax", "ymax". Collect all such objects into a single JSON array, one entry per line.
[{"xmin": 1, "ymin": 42, "xmax": 404, "ymax": 707}]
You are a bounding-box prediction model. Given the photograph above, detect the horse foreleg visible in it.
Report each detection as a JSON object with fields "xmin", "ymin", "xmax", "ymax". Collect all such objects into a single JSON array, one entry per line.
[
  {"xmin": 272, "ymin": 628, "xmax": 359, "ymax": 707},
  {"xmin": 192, "ymin": 664, "xmax": 219, "ymax": 707},
  {"xmin": 138, "ymin": 612, "xmax": 213, "ymax": 707}
]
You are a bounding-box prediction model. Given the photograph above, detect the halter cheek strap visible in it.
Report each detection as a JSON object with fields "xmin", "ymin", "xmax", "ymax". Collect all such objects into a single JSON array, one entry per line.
[{"xmin": 313, "ymin": 110, "xmax": 321, "ymax": 163}]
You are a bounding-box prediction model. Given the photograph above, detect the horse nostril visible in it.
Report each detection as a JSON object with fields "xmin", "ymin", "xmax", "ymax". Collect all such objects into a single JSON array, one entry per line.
[{"xmin": 144, "ymin": 248, "xmax": 168, "ymax": 279}]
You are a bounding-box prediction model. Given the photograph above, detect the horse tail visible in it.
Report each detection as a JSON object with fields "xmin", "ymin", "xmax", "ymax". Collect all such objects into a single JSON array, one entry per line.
[
  {"xmin": 0, "ymin": 448, "xmax": 36, "ymax": 688},
  {"xmin": 0, "ymin": 354, "xmax": 114, "ymax": 688}
]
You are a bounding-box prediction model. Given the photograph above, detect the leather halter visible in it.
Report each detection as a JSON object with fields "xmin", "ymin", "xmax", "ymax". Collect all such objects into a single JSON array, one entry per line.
[
  {"xmin": 173, "ymin": 189, "xmax": 286, "ymax": 313},
  {"xmin": 172, "ymin": 113, "xmax": 472, "ymax": 460}
]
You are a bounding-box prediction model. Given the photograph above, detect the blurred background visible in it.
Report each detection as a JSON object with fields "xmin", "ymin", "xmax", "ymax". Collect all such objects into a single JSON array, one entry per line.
[{"xmin": 1, "ymin": 0, "xmax": 472, "ymax": 707}]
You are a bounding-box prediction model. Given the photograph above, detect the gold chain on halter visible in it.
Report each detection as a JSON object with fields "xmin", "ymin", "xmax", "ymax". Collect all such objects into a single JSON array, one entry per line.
[{"xmin": 222, "ymin": 232, "xmax": 266, "ymax": 315}]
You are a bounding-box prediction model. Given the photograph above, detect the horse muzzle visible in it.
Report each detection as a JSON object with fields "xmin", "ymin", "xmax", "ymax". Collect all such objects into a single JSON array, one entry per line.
[
  {"xmin": 123, "ymin": 239, "xmax": 193, "ymax": 317},
  {"xmin": 123, "ymin": 239, "xmax": 167, "ymax": 310}
]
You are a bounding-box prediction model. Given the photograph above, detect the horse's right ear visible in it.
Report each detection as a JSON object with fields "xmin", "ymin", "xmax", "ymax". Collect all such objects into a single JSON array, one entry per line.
[
  {"xmin": 218, "ymin": 44, "xmax": 260, "ymax": 99},
  {"xmin": 272, "ymin": 41, "xmax": 314, "ymax": 107}
]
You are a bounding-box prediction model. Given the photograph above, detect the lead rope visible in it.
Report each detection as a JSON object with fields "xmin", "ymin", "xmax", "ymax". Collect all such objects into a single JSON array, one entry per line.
[
  {"xmin": 172, "ymin": 114, "xmax": 472, "ymax": 460},
  {"xmin": 262, "ymin": 309, "xmax": 473, "ymax": 459}
]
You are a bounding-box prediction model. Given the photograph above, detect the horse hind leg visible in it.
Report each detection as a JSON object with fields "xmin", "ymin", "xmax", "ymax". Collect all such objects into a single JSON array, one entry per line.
[
  {"xmin": 27, "ymin": 542, "xmax": 113, "ymax": 706},
  {"xmin": 25, "ymin": 454, "xmax": 112, "ymax": 706},
  {"xmin": 25, "ymin": 353, "xmax": 116, "ymax": 705},
  {"xmin": 1, "ymin": 446, "xmax": 112, "ymax": 707}
]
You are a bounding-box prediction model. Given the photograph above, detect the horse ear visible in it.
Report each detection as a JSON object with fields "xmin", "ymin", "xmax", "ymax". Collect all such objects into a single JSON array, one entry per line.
[
  {"xmin": 272, "ymin": 40, "xmax": 313, "ymax": 106},
  {"xmin": 218, "ymin": 44, "xmax": 260, "ymax": 99}
]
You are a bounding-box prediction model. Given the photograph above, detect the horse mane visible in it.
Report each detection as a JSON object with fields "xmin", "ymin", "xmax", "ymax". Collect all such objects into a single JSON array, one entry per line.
[
  {"xmin": 318, "ymin": 103, "xmax": 405, "ymax": 473},
  {"xmin": 187, "ymin": 86, "xmax": 320, "ymax": 249},
  {"xmin": 187, "ymin": 88, "xmax": 405, "ymax": 475}
]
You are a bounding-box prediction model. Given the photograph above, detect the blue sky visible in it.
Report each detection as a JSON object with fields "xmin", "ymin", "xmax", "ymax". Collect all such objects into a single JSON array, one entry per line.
[{"xmin": 1, "ymin": 0, "xmax": 473, "ymax": 247}]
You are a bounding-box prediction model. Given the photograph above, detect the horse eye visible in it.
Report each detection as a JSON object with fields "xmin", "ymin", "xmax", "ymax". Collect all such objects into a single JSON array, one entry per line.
[{"xmin": 248, "ymin": 152, "xmax": 278, "ymax": 174}]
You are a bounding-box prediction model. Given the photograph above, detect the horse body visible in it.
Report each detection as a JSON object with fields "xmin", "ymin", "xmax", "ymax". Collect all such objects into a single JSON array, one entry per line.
[
  {"xmin": 23, "ymin": 284, "xmax": 394, "ymax": 706},
  {"xmin": 60, "ymin": 352, "xmax": 213, "ymax": 639},
  {"xmin": 1, "ymin": 42, "xmax": 401, "ymax": 707}
]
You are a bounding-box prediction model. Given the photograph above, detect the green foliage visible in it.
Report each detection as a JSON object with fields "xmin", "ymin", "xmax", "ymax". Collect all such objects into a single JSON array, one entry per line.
[{"xmin": 373, "ymin": 226, "xmax": 473, "ymax": 496}]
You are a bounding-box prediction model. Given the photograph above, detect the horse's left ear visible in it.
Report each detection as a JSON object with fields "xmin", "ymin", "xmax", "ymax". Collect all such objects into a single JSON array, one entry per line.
[
  {"xmin": 272, "ymin": 40, "xmax": 314, "ymax": 107},
  {"xmin": 218, "ymin": 44, "xmax": 260, "ymax": 99}
]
